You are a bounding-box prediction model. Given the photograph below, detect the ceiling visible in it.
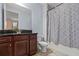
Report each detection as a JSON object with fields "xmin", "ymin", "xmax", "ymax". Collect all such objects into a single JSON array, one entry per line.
[
  {"xmin": 21, "ymin": 3, "xmax": 61, "ymax": 10},
  {"xmin": 6, "ymin": 3, "xmax": 31, "ymax": 14}
]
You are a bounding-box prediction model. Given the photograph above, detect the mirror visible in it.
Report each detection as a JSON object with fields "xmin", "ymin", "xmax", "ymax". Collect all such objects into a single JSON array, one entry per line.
[
  {"xmin": 4, "ymin": 3, "xmax": 32, "ymax": 30},
  {"xmin": 6, "ymin": 10, "xmax": 18, "ymax": 30}
]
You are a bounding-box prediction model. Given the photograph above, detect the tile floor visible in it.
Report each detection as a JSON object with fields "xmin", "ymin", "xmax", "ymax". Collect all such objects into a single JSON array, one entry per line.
[
  {"xmin": 35, "ymin": 42, "xmax": 79, "ymax": 56},
  {"xmin": 48, "ymin": 42, "xmax": 79, "ymax": 56}
]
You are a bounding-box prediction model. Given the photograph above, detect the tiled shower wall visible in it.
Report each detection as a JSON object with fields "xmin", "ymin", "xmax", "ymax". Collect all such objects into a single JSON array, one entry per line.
[{"xmin": 48, "ymin": 3, "xmax": 79, "ymax": 49}]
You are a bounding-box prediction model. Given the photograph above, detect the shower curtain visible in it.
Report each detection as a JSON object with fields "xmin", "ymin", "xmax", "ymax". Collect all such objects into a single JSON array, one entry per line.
[{"xmin": 48, "ymin": 3, "xmax": 79, "ymax": 48}]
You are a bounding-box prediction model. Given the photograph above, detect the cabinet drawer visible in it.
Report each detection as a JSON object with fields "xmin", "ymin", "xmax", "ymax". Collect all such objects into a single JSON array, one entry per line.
[
  {"xmin": 0, "ymin": 37, "xmax": 11, "ymax": 43},
  {"xmin": 14, "ymin": 35, "xmax": 29, "ymax": 41},
  {"xmin": 30, "ymin": 35, "xmax": 37, "ymax": 39}
]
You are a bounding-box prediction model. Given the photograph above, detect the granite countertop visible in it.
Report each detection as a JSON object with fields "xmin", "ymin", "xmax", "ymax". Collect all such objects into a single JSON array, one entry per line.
[{"xmin": 0, "ymin": 33, "xmax": 37, "ymax": 36}]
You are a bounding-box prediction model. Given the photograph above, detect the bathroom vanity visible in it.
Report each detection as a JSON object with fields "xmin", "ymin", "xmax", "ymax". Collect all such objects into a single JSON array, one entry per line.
[
  {"xmin": 0, "ymin": 32, "xmax": 37, "ymax": 56},
  {"xmin": 0, "ymin": 3, "xmax": 37, "ymax": 56}
]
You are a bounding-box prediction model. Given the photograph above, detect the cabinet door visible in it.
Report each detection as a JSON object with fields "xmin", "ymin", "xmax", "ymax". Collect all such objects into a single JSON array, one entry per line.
[
  {"xmin": 30, "ymin": 35, "xmax": 37, "ymax": 55},
  {"xmin": 0, "ymin": 43, "xmax": 12, "ymax": 56},
  {"xmin": 14, "ymin": 40, "xmax": 27, "ymax": 56}
]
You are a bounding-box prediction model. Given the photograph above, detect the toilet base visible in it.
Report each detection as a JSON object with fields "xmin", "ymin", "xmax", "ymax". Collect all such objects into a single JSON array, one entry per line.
[{"xmin": 41, "ymin": 47, "xmax": 47, "ymax": 52}]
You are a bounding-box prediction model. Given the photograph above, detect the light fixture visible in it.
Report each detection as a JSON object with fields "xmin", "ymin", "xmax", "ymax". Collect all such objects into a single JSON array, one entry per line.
[{"xmin": 15, "ymin": 3, "xmax": 29, "ymax": 9}]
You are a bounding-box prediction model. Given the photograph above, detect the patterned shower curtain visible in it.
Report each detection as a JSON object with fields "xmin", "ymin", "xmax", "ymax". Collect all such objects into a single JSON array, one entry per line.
[{"xmin": 48, "ymin": 3, "xmax": 79, "ymax": 49}]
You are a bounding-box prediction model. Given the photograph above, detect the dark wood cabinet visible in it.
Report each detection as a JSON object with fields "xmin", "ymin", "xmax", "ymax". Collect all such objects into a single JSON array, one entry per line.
[
  {"xmin": 0, "ymin": 33, "xmax": 37, "ymax": 56},
  {"xmin": 0, "ymin": 36, "xmax": 12, "ymax": 56},
  {"xmin": 29, "ymin": 34, "xmax": 37, "ymax": 55},
  {"xmin": 0, "ymin": 43, "xmax": 12, "ymax": 56},
  {"xmin": 13, "ymin": 35, "xmax": 29, "ymax": 56},
  {"xmin": 14, "ymin": 40, "xmax": 27, "ymax": 56}
]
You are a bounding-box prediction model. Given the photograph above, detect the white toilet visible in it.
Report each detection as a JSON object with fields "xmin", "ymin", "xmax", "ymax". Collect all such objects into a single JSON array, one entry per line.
[
  {"xmin": 37, "ymin": 36, "xmax": 48, "ymax": 52},
  {"xmin": 38, "ymin": 41, "xmax": 48, "ymax": 52}
]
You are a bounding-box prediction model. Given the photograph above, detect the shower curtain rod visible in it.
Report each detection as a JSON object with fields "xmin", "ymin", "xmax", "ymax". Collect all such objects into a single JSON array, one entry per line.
[{"xmin": 47, "ymin": 3, "xmax": 63, "ymax": 12}]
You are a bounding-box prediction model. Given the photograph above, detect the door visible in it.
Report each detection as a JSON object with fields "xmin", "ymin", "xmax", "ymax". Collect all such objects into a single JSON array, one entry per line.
[
  {"xmin": 0, "ymin": 43, "xmax": 12, "ymax": 56},
  {"xmin": 14, "ymin": 40, "xmax": 27, "ymax": 56}
]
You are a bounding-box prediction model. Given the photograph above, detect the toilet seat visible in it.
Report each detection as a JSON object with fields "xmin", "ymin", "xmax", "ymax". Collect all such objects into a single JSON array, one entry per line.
[{"xmin": 38, "ymin": 41, "xmax": 48, "ymax": 47}]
